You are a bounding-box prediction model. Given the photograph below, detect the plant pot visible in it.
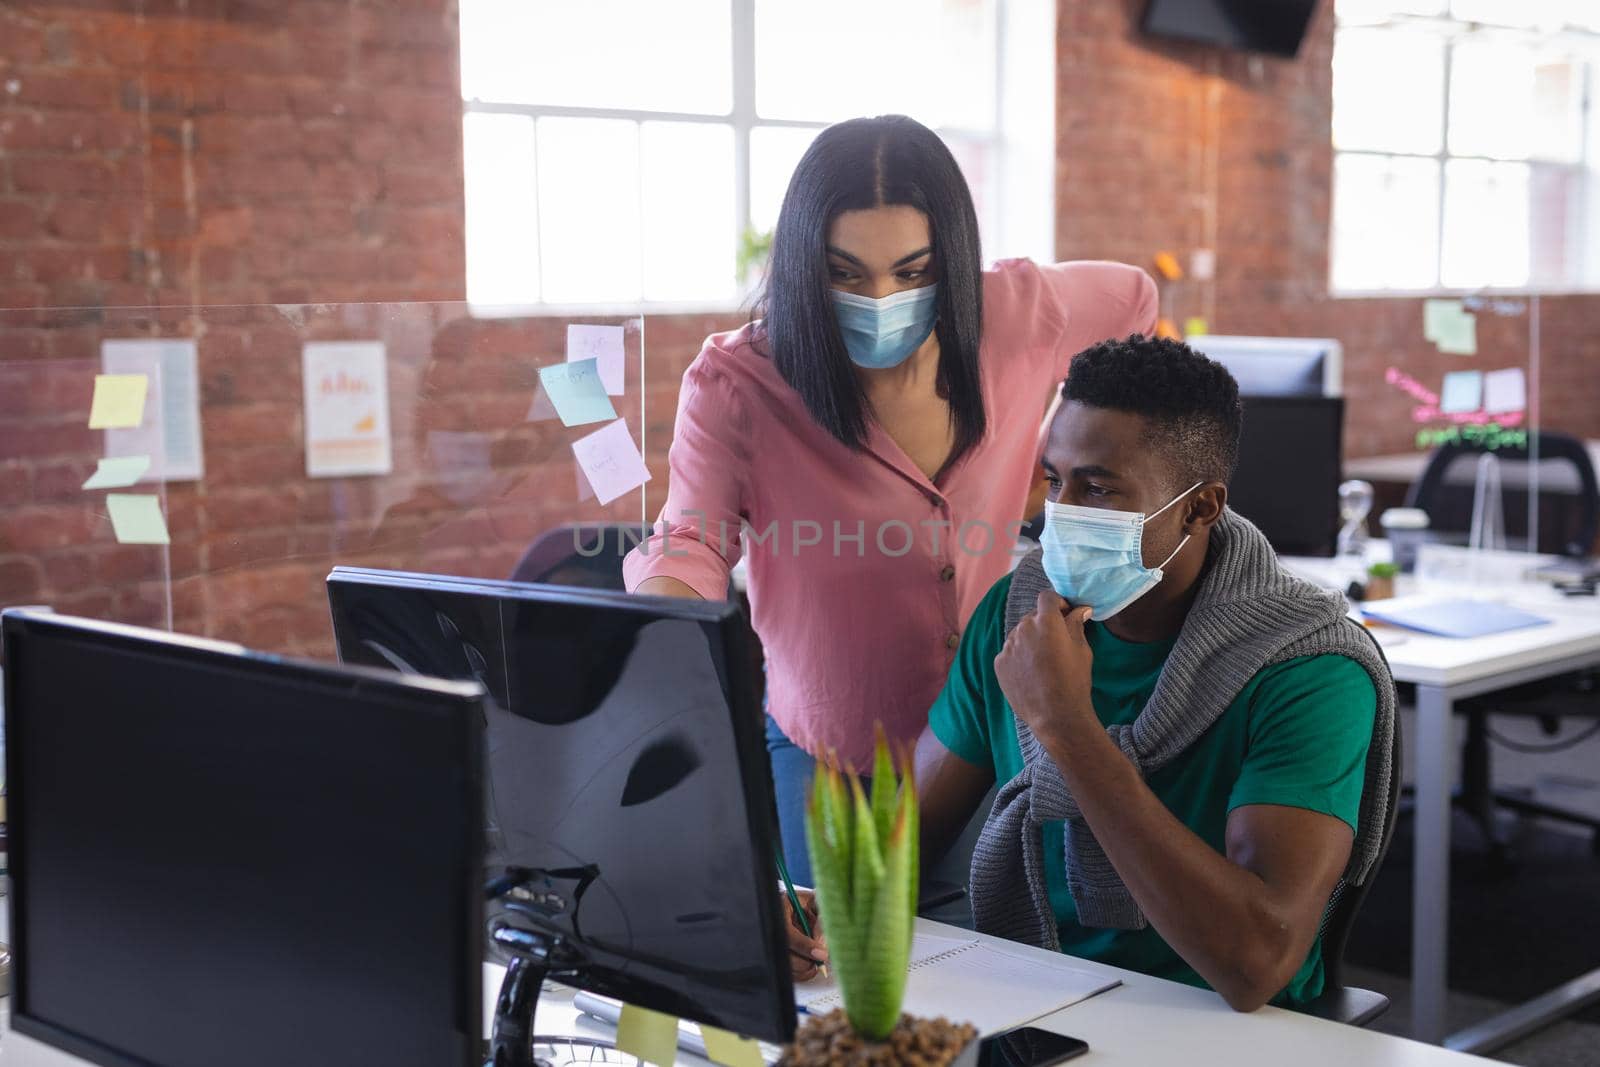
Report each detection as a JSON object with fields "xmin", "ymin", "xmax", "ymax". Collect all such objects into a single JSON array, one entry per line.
[{"xmin": 777, "ymin": 1009, "xmax": 979, "ymax": 1067}]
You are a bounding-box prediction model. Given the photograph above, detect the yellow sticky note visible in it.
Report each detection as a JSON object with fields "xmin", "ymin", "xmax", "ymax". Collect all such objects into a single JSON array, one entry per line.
[
  {"xmin": 701, "ymin": 1026, "xmax": 762, "ymax": 1067},
  {"xmin": 1434, "ymin": 311, "xmax": 1477, "ymax": 356},
  {"xmin": 1154, "ymin": 317, "xmax": 1180, "ymax": 341},
  {"xmin": 1153, "ymin": 250, "xmax": 1183, "ymax": 280},
  {"xmin": 88, "ymin": 374, "xmax": 149, "ymax": 429},
  {"xmin": 616, "ymin": 1003, "xmax": 678, "ymax": 1067},
  {"xmin": 1183, "ymin": 317, "xmax": 1209, "ymax": 337},
  {"xmin": 105, "ymin": 493, "xmax": 171, "ymax": 545}
]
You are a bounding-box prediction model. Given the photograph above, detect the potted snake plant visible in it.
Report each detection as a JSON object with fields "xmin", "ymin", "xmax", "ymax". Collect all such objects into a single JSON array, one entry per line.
[{"xmin": 778, "ymin": 733, "xmax": 978, "ymax": 1067}]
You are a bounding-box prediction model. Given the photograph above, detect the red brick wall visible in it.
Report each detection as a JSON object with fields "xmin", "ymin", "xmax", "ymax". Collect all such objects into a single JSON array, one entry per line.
[
  {"xmin": 1053, "ymin": 0, "xmax": 1600, "ymax": 459},
  {"xmin": 4, "ymin": 0, "xmax": 1597, "ymax": 656}
]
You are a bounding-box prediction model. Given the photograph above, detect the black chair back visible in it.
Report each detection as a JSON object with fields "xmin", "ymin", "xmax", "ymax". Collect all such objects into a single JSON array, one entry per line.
[
  {"xmin": 508, "ymin": 523, "xmax": 653, "ymax": 589},
  {"xmin": 1406, "ymin": 432, "xmax": 1600, "ymax": 558},
  {"xmin": 1318, "ymin": 702, "xmax": 1403, "ymax": 992}
]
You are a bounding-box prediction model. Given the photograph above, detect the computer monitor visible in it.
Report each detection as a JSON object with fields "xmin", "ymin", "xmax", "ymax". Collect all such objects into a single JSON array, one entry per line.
[
  {"xmin": 1228, "ymin": 396, "xmax": 1344, "ymax": 558},
  {"xmin": 325, "ymin": 567, "xmax": 796, "ymax": 1046},
  {"xmin": 1, "ymin": 610, "xmax": 486, "ymax": 1067},
  {"xmin": 1189, "ymin": 336, "xmax": 1342, "ymax": 398},
  {"xmin": 1141, "ymin": 0, "xmax": 1318, "ymax": 59}
]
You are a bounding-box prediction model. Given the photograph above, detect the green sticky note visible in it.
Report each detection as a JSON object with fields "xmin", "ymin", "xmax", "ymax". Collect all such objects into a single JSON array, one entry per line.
[
  {"xmin": 538, "ymin": 357, "xmax": 617, "ymax": 427},
  {"xmin": 1434, "ymin": 310, "xmax": 1477, "ymax": 356},
  {"xmin": 701, "ymin": 1025, "xmax": 762, "ymax": 1067},
  {"xmin": 616, "ymin": 1003, "xmax": 678, "ymax": 1067},
  {"xmin": 82, "ymin": 455, "xmax": 151, "ymax": 490},
  {"xmin": 88, "ymin": 374, "xmax": 149, "ymax": 429},
  {"xmin": 105, "ymin": 493, "xmax": 170, "ymax": 545},
  {"xmin": 1183, "ymin": 316, "xmax": 1209, "ymax": 337}
]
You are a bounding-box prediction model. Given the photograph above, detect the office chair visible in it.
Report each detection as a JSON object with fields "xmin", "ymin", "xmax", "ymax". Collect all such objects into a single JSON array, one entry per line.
[
  {"xmin": 507, "ymin": 522, "xmax": 653, "ymax": 590},
  {"xmin": 1407, "ymin": 433, "xmax": 1600, "ymax": 864},
  {"xmin": 1301, "ymin": 712, "xmax": 1403, "ymax": 1027},
  {"xmin": 1406, "ymin": 432, "xmax": 1599, "ymax": 558}
]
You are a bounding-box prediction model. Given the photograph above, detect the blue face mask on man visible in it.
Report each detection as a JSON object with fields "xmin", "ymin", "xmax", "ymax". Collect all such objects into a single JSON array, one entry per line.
[
  {"xmin": 831, "ymin": 284, "xmax": 940, "ymax": 369},
  {"xmin": 1038, "ymin": 482, "xmax": 1202, "ymax": 620}
]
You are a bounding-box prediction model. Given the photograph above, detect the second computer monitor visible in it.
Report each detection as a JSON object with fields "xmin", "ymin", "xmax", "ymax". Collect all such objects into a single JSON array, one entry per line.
[
  {"xmin": 326, "ymin": 567, "xmax": 796, "ymax": 1045},
  {"xmin": 1228, "ymin": 395, "xmax": 1345, "ymax": 558}
]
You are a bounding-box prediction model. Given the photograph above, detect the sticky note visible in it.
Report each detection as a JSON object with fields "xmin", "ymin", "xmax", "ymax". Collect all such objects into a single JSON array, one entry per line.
[
  {"xmin": 568, "ymin": 324, "xmax": 626, "ymax": 395},
  {"xmin": 1154, "ymin": 317, "xmax": 1179, "ymax": 340},
  {"xmin": 701, "ymin": 1026, "xmax": 762, "ymax": 1067},
  {"xmin": 1483, "ymin": 367, "xmax": 1526, "ymax": 415},
  {"xmin": 572, "ymin": 419, "xmax": 651, "ymax": 506},
  {"xmin": 1439, "ymin": 370, "xmax": 1483, "ymax": 415},
  {"xmin": 82, "ymin": 455, "xmax": 151, "ymax": 490},
  {"xmin": 1423, "ymin": 299, "xmax": 1461, "ymax": 342},
  {"xmin": 1434, "ymin": 310, "xmax": 1477, "ymax": 356},
  {"xmin": 539, "ymin": 358, "xmax": 617, "ymax": 427},
  {"xmin": 1153, "ymin": 250, "xmax": 1183, "ymax": 280},
  {"xmin": 1183, "ymin": 317, "xmax": 1209, "ymax": 337},
  {"xmin": 616, "ymin": 1003, "xmax": 678, "ymax": 1067},
  {"xmin": 88, "ymin": 374, "xmax": 149, "ymax": 429},
  {"xmin": 105, "ymin": 493, "xmax": 170, "ymax": 545}
]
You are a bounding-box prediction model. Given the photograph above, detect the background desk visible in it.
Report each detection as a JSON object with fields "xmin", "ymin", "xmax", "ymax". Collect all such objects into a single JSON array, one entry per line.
[
  {"xmin": 0, "ymin": 916, "xmax": 1499, "ymax": 1067},
  {"xmin": 1281, "ymin": 556, "xmax": 1600, "ymax": 1051}
]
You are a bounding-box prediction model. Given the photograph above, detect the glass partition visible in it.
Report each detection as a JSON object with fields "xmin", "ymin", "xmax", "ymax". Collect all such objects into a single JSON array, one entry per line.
[{"xmin": 0, "ymin": 304, "xmax": 650, "ymax": 660}]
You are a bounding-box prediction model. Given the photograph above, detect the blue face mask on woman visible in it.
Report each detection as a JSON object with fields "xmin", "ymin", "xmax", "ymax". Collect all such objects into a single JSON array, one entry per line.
[
  {"xmin": 1038, "ymin": 483, "xmax": 1202, "ymax": 620},
  {"xmin": 831, "ymin": 284, "xmax": 940, "ymax": 369}
]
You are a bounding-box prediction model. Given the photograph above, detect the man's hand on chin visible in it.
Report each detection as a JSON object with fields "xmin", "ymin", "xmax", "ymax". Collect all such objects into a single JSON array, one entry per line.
[{"xmin": 993, "ymin": 589, "xmax": 1098, "ymax": 751}]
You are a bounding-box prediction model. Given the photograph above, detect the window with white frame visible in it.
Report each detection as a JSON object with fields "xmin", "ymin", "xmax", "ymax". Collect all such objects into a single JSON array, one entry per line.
[
  {"xmin": 1330, "ymin": 0, "xmax": 1600, "ymax": 293},
  {"xmin": 458, "ymin": 0, "xmax": 1055, "ymax": 310}
]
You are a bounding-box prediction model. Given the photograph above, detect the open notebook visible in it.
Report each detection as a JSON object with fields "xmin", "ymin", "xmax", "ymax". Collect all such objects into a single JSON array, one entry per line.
[{"xmin": 795, "ymin": 931, "xmax": 1119, "ymax": 1033}]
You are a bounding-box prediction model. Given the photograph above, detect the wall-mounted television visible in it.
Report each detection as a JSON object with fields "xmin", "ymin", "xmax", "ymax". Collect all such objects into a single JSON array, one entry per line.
[{"xmin": 1141, "ymin": 0, "xmax": 1319, "ymax": 59}]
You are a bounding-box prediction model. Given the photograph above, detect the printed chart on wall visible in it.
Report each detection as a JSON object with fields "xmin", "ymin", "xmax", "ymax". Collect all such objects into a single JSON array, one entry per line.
[
  {"xmin": 302, "ymin": 341, "xmax": 393, "ymax": 478},
  {"xmin": 100, "ymin": 339, "xmax": 205, "ymax": 482}
]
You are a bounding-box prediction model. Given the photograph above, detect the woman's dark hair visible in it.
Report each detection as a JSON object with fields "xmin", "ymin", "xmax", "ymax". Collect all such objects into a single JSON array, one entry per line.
[{"xmin": 756, "ymin": 115, "xmax": 985, "ymax": 462}]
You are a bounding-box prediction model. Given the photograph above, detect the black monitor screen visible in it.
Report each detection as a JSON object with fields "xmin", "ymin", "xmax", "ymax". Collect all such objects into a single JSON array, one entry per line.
[
  {"xmin": 2, "ymin": 612, "xmax": 485, "ymax": 1067},
  {"xmin": 1228, "ymin": 396, "xmax": 1344, "ymax": 557},
  {"xmin": 326, "ymin": 569, "xmax": 795, "ymax": 1044},
  {"xmin": 1142, "ymin": 0, "xmax": 1318, "ymax": 58}
]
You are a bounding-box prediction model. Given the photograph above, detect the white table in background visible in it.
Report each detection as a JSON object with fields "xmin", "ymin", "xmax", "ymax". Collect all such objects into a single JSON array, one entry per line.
[
  {"xmin": 1282, "ymin": 555, "xmax": 1600, "ymax": 1052},
  {"xmin": 0, "ymin": 917, "xmax": 1501, "ymax": 1067}
]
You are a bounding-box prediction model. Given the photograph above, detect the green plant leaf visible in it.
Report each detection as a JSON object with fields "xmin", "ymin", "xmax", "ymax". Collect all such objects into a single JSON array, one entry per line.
[
  {"xmin": 806, "ymin": 768, "xmax": 851, "ymax": 951},
  {"xmin": 869, "ymin": 728, "xmax": 897, "ymax": 850},
  {"xmin": 851, "ymin": 797, "xmax": 914, "ymax": 1040},
  {"xmin": 898, "ymin": 746, "xmax": 920, "ymax": 943}
]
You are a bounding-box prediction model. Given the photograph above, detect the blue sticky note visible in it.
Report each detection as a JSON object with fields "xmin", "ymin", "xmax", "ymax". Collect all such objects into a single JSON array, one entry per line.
[
  {"xmin": 1439, "ymin": 370, "xmax": 1483, "ymax": 415},
  {"xmin": 538, "ymin": 358, "xmax": 617, "ymax": 428}
]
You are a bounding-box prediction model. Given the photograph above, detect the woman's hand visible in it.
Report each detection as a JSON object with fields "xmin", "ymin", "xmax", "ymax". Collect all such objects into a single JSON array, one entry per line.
[{"xmin": 784, "ymin": 888, "xmax": 828, "ymax": 981}]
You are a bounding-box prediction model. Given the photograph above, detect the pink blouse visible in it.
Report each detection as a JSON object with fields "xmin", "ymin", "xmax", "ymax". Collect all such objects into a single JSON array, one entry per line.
[{"xmin": 623, "ymin": 259, "xmax": 1158, "ymax": 770}]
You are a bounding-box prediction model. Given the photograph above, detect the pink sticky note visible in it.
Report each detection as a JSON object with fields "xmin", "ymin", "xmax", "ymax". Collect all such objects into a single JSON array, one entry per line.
[
  {"xmin": 572, "ymin": 419, "xmax": 650, "ymax": 506},
  {"xmin": 567, "ymin": 324, "xmax": 626, "ymax": 396}
]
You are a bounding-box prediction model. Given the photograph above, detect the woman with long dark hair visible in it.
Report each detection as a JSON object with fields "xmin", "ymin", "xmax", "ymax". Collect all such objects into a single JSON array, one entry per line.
[{"xmin": 624, "ymin": 115, "xmax": 1155, "ymax": 885}]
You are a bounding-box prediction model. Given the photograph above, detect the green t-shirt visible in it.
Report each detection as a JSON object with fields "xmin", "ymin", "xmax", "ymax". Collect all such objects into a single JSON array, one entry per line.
[{"xmin": 929, "ymin": 573, "xmax": 1376, "ymax": 1008}]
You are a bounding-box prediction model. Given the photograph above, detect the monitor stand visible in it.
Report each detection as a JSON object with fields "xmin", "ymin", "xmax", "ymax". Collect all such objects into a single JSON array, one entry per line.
[{"xmin": 488, "ymin": 924, "xmax": 585, "ymax": 1067}]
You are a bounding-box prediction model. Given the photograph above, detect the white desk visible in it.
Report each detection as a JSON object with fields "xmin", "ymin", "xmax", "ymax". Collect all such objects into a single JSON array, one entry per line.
[
  {"xmin": 1281, "ymin": 555, "xmax": 1600, "ymax": 1052},
  {"xmin": 1, "ymin": 917, "xmax": 1498, "ymax": 1067}
]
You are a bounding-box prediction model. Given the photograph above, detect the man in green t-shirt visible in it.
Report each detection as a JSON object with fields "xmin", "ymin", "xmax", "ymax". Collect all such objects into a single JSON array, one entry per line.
[{"xmin": 915, "ymin": 335, "xmax": 1387, "ymax": 1012}]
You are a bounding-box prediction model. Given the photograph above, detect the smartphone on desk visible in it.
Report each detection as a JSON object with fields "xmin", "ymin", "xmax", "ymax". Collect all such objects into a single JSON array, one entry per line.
[{"xmin": 977, "ymin": 1026, "xmax": 1088, "ymax": 1067}]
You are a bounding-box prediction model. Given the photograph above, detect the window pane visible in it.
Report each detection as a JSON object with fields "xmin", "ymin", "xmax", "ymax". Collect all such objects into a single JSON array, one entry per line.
[
  {"xmin": 1331, "ymin": 154, "xmax": 1441, "ymax": 290},
  {"xmin": 464, "ymin": 113, "xmax": 540, "ymax": 306},
  {"xmin": 754, "ymin": 0, "xmax": 995, "ymax": 128},
  {"xmin": 1529, "ymin": 164, "xmax": 1582, "ymax": 288},
  {"xmin": 1449, "ymin": 40, "xmax": 1537, "ymax": 159},
  {"xmin": 1440, "ymin": 159, "xmax": 1530, "ymax": 288},
  {"xmin": 749, "ymin": 126, "xmax": 820, "ymax": 234},
  {"xmin": 460, "ymin": 0, "xmax": 731, "ymax": 114},
  {"xmin": 1530, "ymin": 58, "xmax": 1585, "ymax": 163},
  {"xmin": 1332, "ymin": 28, "xmax": 1446, "ymax": 153},
  {"xmin": 640, "ymin": 123, "xmax": 736, "ymax": 302},
  {"xmin": 536, "ymin": 118, "xmax": 642, "ymax": 303}
]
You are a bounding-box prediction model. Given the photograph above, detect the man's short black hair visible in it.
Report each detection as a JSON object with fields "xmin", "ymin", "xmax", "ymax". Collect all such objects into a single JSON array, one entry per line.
[{"xmin": 1062, "ymin": 334, "xmax": 1243, "ymax": 488}]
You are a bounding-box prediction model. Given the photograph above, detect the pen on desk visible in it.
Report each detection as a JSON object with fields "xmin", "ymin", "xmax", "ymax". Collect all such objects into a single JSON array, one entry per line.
[{"xmin": 775, "ymin": 846, "xmax": 828, "ymax": 979}]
